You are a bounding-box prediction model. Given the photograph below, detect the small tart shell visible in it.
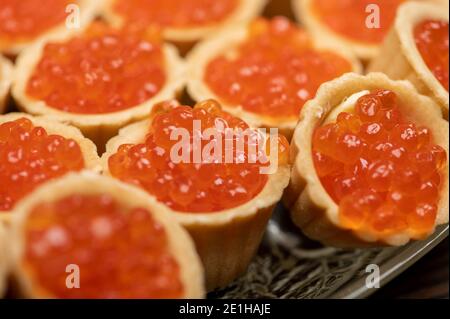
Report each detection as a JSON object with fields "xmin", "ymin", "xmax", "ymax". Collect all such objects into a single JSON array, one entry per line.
[
  {"xmin": 368, "ymin": 2, "xmax": 449, "ymax": 118},
  {"xmin": 8, "ymin": 172, "xmax": 205, "ymax": 298},
  {"xmin": 0, "ymin": 0, "xmax": 102, "ymax": 56},
  {"xmin": 186, "ymin": 23, "xmax": 362, "ymax": 140},
  {"xmin": 0, "ymin": 113, "xmax": 101, "ymax": 222},
  {"xmin": 101, "ymin": 116, "xmax": 291, "ymax": 291},
  {"xmin": 100, "ymin": 0, "xmax": 267, "ymax": 46},
  {"xmin": 0, "ymin": 223, "xmax": 9, "ymax": 297},
  {"xmin": 284, "ymin": 72, "xmax": 449, "ymax": 248},
  {"xmin": 11, "ymin": 29, "xmax": 186, "ymax": 149},
  {"xmin": 0, "ymin": 56, "xmax": 13, "ymax": 114}
]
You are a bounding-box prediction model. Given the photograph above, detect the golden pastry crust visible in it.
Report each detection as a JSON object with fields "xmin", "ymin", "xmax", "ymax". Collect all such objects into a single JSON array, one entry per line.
[
  {"xmin": 8, "ymin": 172, "xmax": 205, "ymax": 298},
  {"xmin": 100, "ymin": 0, "xmax": 267, "ymax": 44},
  {"xmin": 0, "ymin": 56, "xmax": 13, "ymax": 114},
  {"xmin": 11, "ymin": 29, "xmax": 186, "ymax": 148},
  {"xmin": 284, "ymin": 72, "xmax": 449, "ymax": 248},
  {"xmin": 186, "ymin": 24, "xmax": 362, "ymax": 139},
  {"xmin": 0, "ymin": 0, "xmax": 102, "ymax": 56},
  {"xmin": 101, "ymin": 115, "xmax": 291, "ymax": 291},
  {"xmin": 368, "ymin": 2, "xmax": 449, "ymax": 118},
  {"xmin": 0, "ymin": 113, "xmax": 101, "ymax": 222},
  {"xmin": 0, "ymin": 223, "xmax": 9, "ymax": 297}
]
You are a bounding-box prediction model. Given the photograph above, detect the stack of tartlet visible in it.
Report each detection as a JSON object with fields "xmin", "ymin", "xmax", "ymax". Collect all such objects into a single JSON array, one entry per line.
[{"xmin": 0, "ymin": 0, "xmax": 448, "ymax": 298}]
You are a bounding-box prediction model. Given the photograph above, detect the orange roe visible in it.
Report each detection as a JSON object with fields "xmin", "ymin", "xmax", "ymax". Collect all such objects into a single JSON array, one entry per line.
[
  {"xmin": 312, "ymin": 90, "xmax": 447, "ymax": 236},
  {"xmin": 23, "ymin": 194, "xmax": 183, "ymax": 299},
  {"xmin": 414, "ymin": 20, "xmax": 449, "ymax": 91},
  {"xmin": 108, "ymin": 100, "xmax": 290, "ymax": 213},
  {"xmin": 0, "ymin": 0, "xmax": 70, "ymax": 45},
  {"xmin": 0, "ymin": 118, "xmax": 84, "ymax": 211},
  {"xmin": 113, "ymin": 0, "xmax": 239, "ymax": 28},
  {"xmin": 26, "ymin": 22, "xmax": 166, "ymax": 114},
  {"xmin": 312, "ymin": 0, "xmax": 405, "ymax": 44},
  {"xmin": 205, "ymin": 17, "xmax": 352, "ymax": 118}
]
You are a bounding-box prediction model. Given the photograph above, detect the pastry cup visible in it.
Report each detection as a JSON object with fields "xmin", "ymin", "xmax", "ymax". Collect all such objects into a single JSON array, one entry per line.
[
  {"xmin": 100, "ymin": 0, "xmax": 267, "ymax": 52},
  {"xmin": 8, "ymin": 172, "xmax": 205, "ymax": 298},
  {"xmin": 0, "ymin": 56, "xmax": 13, "ymax": 114},
  {"xmin": 0, "ymin": 223, "xmax": 8, "ymax": 297},
  {"xmin": 284, "ymin": 72, "xmax": 449, "ymax": 248},
  {"xmin": 0, "ymin": 113, "xmax": 101, "ymax": 222},
  {"xmin": 11, "ymin": 28, "xmax": 186, "ymax": 149},
  {"xmin": 0, "ymin": 0, "xmax": 102, "ymax": 56},
  {"xmin": 101, "ymin": 112, "xmax": 291, "ymax": 291},
  {"xmin": 186, "ymin": 22, "xmax": 362, "ymax": 139},
  {"xmin": 368, "ymin": 2, "xmax": 449, "ymax": 118}
]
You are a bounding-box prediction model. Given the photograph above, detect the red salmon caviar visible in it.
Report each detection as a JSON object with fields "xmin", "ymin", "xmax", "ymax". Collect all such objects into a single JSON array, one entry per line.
[
  {"xmin": 0, "ymin": 0, "xmax": 70, "ymax": 44},
  {"xmin": 204, "ymin": 17, "xmax": 352, "ymax": 118},
  {"xmin": 312, "ymin": 90, "xmax": 447, "ymax": 236},
  {"xmin": 23, "ymin": 194, "xmax": 183, "ymax": 299},
  {"xmin": 312, "ymin": 0, "xmax": 405, "ymax": 44},
  {"xmin": 0, "ymin": 118, "xmax": 84, "ymax": 211},
  {"xmin": 108, "ymin": 100, "xmax": 290, "ymax": 213},
  {"xmin": 113, "ymin": 0, "xmax": 239, "ymax": 28},
  {"xmin": 26, "ymin": 22, "xmax": 166, "ymax": 114},
  {"xmin": 414, "ymin": 20, "xmax": 449, "ymax": 91}
]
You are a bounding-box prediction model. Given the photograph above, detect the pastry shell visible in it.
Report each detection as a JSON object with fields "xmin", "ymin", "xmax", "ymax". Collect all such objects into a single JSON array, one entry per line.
[
  {"xmin": 101, "ymin": 114, "xmax": 291, "ymax": 291},
  {"xmin": 0, "ymin": 0, "xmax": 102, "ymax": 56},
  {"xmin": 284, "ymin": 72, "xmax": 449, "ymax": 248},
  {"xmin": 0, "ymin": 113, "xmax": 101, "ymax": 223},
  {"xmin": 11, "ymin": 28, "xmax": 186, "ymax": 149},
  {"xmin": 100, "ymin": 0, "xmax": 267, "ymax": 52},
  {"xmin": 0, "ymin": 223, "xmax": 9, "ymax": 297},
  {"xmin": 368, "ymin": 2, "xmax": 449, "ymax": 118},
  {"xmin": 0, "ymin": 56, "xmax": 13, "ymax": 114},
  {"xmin": 8, "ymin": 172, "xmax": 205, "ymax": 298},
  {"xmin": 186, "ymin": 22, "xmax": 362, "ymax": 139}
]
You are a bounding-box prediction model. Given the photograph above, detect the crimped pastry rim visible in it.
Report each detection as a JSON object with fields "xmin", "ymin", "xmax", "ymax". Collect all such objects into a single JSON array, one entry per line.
[
  {"xmin": 0, "ymin": 56, "xmax": 13, "ymax": 114},
  {"xmin": 100, "ymin": 117, "xmax": 291, "ymax": 228},
  {"xmin": 290, "ymin": 72, "xmax": 449, "ymax": 246},
  {"xmin": 100, "ymin": 0, "xmax": 267, "ymax": 43},
  {"xmin": 0, "ymin": 0, "xmax": 103, "ymax": 56},
  {"xmin": 8, "ymin": 172, "xmax": 205, "ymax": 298},
  {"xmin": 186, "ymin": 21, "xmax": 362, "ymax": 135},
  {"xmin": 11, "ymin": 27, "xmax": 186, "ymax": 131},
  {"xmin": 0, "ymin": 113, "xmax": 101, "ymax": 218}
]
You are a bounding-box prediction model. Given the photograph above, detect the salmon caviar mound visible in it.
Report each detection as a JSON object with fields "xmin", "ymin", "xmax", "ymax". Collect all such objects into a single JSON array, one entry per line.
[
  {"xmin": 0, "ymin": 0, "xmax": 70, "ymax": 45},
  {"xmin": 311, "ymin": 0, "xmax": 405, "ymax": 44},
  {"xmin": 204, "ymin": 17, "xmax": 353, "ymax": 118},
  {"xmin": 0, "ymin": 118, "xmax": 84, "ymax": 211},
  {"xmin": 108, "ymin": 100, "xmax": 290, "ymax": 213},
  {"xmin": 414, "ymin": 20, "xmax": 449, "ymax": 91},
  {"xmin": 312, "ymin": 89, "xmax": 447, "ymax": 236},
  {"xmin": 112, "ymin": 0, "xmax": 239, "ymax": 28},
  {"xmin": 25, "ymin": 22, "xmax": 166, "ymax": 114},
  {"xmin": 23, "ymin": 194, "xmax": 183, "ymax": 299}
]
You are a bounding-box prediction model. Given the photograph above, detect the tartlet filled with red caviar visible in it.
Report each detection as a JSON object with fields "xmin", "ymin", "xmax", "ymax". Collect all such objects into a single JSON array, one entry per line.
[
  {"xmin": 8, "ymin": 172, "xmax": 204, "ymax": 299},
  {"xmin": 0, "ymin": 56, "xmax": 13, "ymax": 113},
  {"xmin": 369, "ymin": 2, "xmax": 449, "ymax": 117},
  {"xmin": 0, "ymin": 224, "xmax": 8, "ymax": 297},
  {"xmin": 292, "ymin": 0, "xmax": 411, "ymax": 60},
  {"xmin": 187, "ymin": 17, "xmax": 361, "ymax": 139},
  {"xmin": 11, "ymin": 22, "xmax": 185, "ymax": 148},
  {"xmin": 100, "ymin": 0, "xmax": 266, "ymax": 47},
  {"xmin": 284, "ymin": 73, "xmax": 449, "ymax": 247},
  {"xmin": 101, "ymin": 100, "xmax": 291, "ymax": 290},
  {"xmin": 0, "ymin": 0, "xmax": 101, "ymax": 56},
  {"xmin": 0, "ymin": 113, "xmax": 100, "ymax": 221}
]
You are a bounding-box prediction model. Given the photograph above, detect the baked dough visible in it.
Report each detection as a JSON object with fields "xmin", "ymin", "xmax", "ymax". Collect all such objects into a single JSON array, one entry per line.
[
  {"xmin": 0, "ymin": 56, "xmax": 13, "ymax": 114},
  {"xmin": 0, "ymin": 223, "xmax": 8, "ymax": 297}
]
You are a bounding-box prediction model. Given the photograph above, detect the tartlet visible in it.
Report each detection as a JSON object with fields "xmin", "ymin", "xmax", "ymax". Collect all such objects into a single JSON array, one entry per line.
[
  {"xmin": 11, "ymin": 22, "xmax": 185, "ymax": 148},
  {"xmin": 0, "ymin": 223, "xmax": 8, "ymax": 297},
  {"xmin": 100, "ymin": 0, "xmax": 267, "ymax": 50},
  {"xmin": 368, "ymin": 2, "xmax": 449, "ymax": 118},
  {"xmin": 0, "ymin": 113, "xmax": 100, "ymax": 222},
  {"xmin": 284, "ymin": 73, "xmax": 449, "ymax": 247},
  {"xmin": 101, "ymin": 100, "xmax": 291, "ymax": 290},
  {"xmin": 0, "ymin": 56, "xmax": 13, "ymax": 114},
  {"xmin": 8, "ymin": 172, "xmax": 205, "ymax": 298},
  {"xmin": 0, "ymin": 0, "xmax": 101, "ymax": 56},
  {"xmin": 187, "ymin": 17, "xmax": 361, "ymax": 139}
]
